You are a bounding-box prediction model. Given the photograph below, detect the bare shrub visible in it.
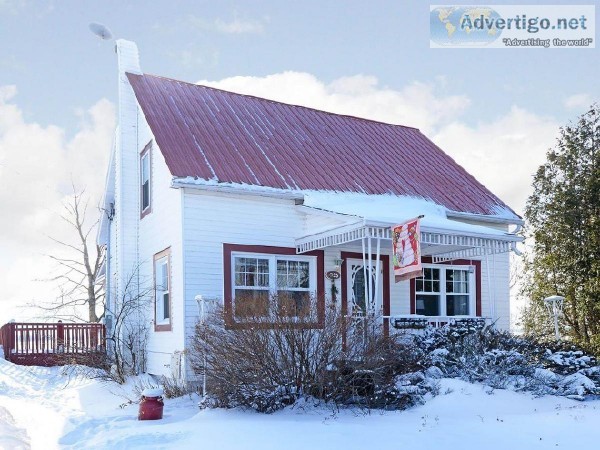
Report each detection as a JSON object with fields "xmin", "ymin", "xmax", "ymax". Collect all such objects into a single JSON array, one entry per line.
[
  {"xmin": 191, "ymin": 295, "xmax": 427, "ymax": 412},
  {"xmin": 105, "ymin": 268, "xmax": 153, "ymax": 383},
  {"xmin": 159, "ymin": 374, "xmax": 191, "ymax": 399}
]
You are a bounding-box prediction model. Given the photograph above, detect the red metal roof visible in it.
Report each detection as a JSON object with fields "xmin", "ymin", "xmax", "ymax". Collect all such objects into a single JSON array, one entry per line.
[{"xmin": 127, "ymin": 73, "xmax": 518, "ymax": 218}]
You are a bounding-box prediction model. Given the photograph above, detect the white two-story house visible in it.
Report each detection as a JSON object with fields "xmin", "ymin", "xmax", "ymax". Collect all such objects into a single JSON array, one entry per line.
[{"xmin": 97, "ymin": 40, "xmax": 523, "ymax": 380}]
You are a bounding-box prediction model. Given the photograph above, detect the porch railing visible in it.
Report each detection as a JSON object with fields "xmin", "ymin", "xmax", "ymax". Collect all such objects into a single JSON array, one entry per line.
[
  {"xmin": 388, "ymin": 315, "xmax": 492, "ymax": 330},
  {"xmin": 0, "ymin": 322, "xmax": 106, "ymax": 367}
]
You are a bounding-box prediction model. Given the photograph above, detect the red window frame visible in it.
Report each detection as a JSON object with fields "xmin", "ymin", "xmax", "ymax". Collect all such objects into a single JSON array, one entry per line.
[{"xmin": 223, "ymin": 244, "xmax": 325, "ymax": 329}]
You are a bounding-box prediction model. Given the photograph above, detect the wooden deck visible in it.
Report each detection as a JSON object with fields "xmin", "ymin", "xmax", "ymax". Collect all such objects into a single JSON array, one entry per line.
[{"xmin": 0, "ymin": 322, "xmax": 106, "ymax": 366}]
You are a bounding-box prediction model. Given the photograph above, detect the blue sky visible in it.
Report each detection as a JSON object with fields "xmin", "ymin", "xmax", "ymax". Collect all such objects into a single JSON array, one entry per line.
[
  {"xmin": 2, "ymin": 0, "xmax": 597, "ymax": 134},
  {"xmin": 0, "ymin": 0, "xmax": 598, "ymax": 322}
]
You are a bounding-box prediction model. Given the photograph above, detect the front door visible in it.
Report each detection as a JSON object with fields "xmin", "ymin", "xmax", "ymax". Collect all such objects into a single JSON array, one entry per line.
[{"xmin": 345, "ymin": 258, "xmax": 384, "ymax": 316}]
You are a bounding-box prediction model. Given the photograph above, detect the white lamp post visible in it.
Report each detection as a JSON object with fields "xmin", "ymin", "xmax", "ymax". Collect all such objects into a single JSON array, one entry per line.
[{"xmin": 543, "ymin": 295, "xmax": 564, "ymax": 341}]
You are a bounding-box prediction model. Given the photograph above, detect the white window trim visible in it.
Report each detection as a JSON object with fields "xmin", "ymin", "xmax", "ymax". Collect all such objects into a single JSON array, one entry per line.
[
  {"xmin": 231, "ymin": 251, "xmax": 317, "ymax": 317},
  {"xmin": 416, "ymin": 263, "xmax": 476, "ymax": 317},
  {"xmin": 155, "ymin": 256, "xmax": 170, "ymax": 324}
]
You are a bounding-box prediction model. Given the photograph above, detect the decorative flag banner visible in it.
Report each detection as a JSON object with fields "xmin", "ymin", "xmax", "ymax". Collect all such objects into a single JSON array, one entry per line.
[{"xmin": 392, "ymin": 217, "xmax": 422, "ymax": 283}]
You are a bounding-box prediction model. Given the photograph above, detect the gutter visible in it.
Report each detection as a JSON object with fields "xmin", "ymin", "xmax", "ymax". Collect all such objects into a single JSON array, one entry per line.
[{"xmin": 446, "ymin": 210, "xmax": 524, "ymax": 227}]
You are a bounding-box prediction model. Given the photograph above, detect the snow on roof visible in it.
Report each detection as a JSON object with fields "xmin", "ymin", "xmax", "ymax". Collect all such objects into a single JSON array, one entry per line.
[
  {"xmin": 302, "ymin": 191, "xmax": 518, "ymax": 238},
  {"xmin": 127, "ymin": 72, "xmax": 520, "ymax": 219}
]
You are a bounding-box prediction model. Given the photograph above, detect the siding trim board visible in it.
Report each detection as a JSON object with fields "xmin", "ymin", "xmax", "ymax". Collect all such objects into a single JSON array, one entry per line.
[{"xmin": 222, "ymin": 244, "xmax": 325, "ymax": 329}]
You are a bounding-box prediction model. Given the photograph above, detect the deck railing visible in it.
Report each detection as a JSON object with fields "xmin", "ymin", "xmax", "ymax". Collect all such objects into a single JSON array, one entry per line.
[{"xmin": 0, "ymin": 322, "xmax": 106, "ymax": 366}]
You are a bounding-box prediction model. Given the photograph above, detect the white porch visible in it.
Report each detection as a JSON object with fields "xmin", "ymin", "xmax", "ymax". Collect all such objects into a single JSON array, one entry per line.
[{"xmin": 295, "ymin": 217, "xmax": 522, "ymax": 330}]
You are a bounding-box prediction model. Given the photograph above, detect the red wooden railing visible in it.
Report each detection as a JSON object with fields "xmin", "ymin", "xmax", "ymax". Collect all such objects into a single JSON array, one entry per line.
[{"xmin": 0, "ymin": 322, "xmax": 106, "ymax": 366}]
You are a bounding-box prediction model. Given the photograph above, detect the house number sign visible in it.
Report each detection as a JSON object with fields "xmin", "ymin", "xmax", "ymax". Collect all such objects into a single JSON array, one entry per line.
[{"xmin": 326, "ymin": 271, "xmax": 341, "ymax": 280}]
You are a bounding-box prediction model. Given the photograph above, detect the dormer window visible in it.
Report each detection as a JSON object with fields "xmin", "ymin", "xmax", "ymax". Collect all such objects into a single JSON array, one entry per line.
[{"xmin": 140, "ymin": 142, "xmax": 152, "ymax": 217}]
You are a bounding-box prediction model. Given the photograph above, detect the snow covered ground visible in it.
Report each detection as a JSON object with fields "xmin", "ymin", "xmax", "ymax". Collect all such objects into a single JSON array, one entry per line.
[{"xmin": 0, "ymin": 357, "xmax": 598, "ymax": 450}]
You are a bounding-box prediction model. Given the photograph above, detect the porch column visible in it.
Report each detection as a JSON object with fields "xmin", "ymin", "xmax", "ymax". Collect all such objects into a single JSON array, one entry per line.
[
  {"xmin": 374, "ymin": 235, "xmax": 381, "ymax": 314},
  {"xmin": 367, "ymin": 235, "xmax": 373, "ymax": 312},
  {"xmin": 361, "ymin": 237, "xmax": 368, "ymax": 314}
]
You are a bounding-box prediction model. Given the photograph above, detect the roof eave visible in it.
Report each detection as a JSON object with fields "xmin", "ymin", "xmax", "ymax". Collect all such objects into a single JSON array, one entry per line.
[
  {"xmin": 446, "ymin": 210, "xmax": 524, "ymax": 226},
  {"xmin": 171, "ymin": 177, "xmax": 305, "ymax": 201}
]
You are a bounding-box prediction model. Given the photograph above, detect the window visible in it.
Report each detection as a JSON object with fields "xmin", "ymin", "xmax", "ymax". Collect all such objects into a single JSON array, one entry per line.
[
  {"xmin": 415, "ymin": 264, "xmax": 474, "ymax": 316},
  {"xmin": 232, "ymin": 253, "xmax": 314, "ymax": 318},
  {"xmin": 140, "ymin": 143, "xmax": 152, "ymax": 217},
  {"xmin": 154, "ymin": 248, "xmax": 171, "ymax": 331},
  {"xmin": 276, "ymin": 259, "xmax": 311, "ymax": 315},
  {"xmin": 233, "ymin": 257, "xmax": 270, "ymax": 317},
  {"xmin": 223, "ymin": 244, "xmax": 325, "ymax": 328}
]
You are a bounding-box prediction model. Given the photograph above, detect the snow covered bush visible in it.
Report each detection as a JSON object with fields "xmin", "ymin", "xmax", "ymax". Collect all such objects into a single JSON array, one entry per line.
[
  {"xmin": 417, "ymin": 325, "xmax": 600, "ymax": 398},
  {"xmin": 542, "ymin": 349, "xmax": 597, "ymax": 374},
  {"xmin": 190, "ymin": 298, "xmax": 435, "ymax": 413}
]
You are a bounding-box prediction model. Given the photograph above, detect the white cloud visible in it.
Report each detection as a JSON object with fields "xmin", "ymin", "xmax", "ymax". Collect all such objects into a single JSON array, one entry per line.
[
  {"xmin": 197, "ymin": 72, "xmax": 470, "ymax": 135},
  {"xmin": 188, "ymin": 14, "xmax": 266, "ymax": 35},
  {"xmin": 0, "ymin": 0, "xmax": 25, "ymax": 13},
  {"xmin": 432, "ymin": 107, "xmax": 559, "ymax": 215},
  {"xmin": 197, "ymin": 72, "xmax": 556, "ymax": 216},
  {"xmin": 0, "ymin": 87, "xmax": 115, "ymax": 323},
  {"xmin": 174, "ymin": 48, "xmax": 220, "ymax": 69},
  {"xmin": 214, "ymin": 17, "xmax": 265, "ymax": 34},
  {"xmin": 564, "ymin": 93, "xmax": 591, "ymax": 110}
]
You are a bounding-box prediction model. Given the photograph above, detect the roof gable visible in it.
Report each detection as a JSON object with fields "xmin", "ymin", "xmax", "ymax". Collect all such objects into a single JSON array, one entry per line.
[{"xmin": 127, "ymin": 73, "xmax": 518, "ymax": 219}]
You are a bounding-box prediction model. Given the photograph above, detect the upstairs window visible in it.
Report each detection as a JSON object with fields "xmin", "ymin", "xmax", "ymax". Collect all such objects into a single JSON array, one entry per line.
[{"xmin": 140, "ymin": 143, "xmax": 152, "ymax": 217}]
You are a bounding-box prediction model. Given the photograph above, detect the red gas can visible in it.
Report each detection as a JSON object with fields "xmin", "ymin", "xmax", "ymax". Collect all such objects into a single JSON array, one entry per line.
[{"xmin": 138, "ymin": 388, "xmax": 164, "ymax": 420}]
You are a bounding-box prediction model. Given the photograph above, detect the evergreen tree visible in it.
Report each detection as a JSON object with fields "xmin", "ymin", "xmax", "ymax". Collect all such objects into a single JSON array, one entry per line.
[{"xmin": 521, "ymin": 104, "xmax": 600, "ymax": 354}]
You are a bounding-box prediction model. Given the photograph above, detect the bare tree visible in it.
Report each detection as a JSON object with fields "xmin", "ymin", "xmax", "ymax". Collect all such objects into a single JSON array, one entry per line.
[{"xmin": 39, "ymin": 185, "xmax": 105, "ymax": 322}]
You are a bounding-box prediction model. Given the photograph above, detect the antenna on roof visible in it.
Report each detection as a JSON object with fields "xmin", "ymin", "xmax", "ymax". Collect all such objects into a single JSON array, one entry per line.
[{"xmin": 89, "ymin": 22, "xmax": 113, "ymax": 40}]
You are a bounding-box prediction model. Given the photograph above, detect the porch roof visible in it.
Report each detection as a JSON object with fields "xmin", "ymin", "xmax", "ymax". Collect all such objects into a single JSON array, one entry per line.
[
  {"xmin": 295, "ymin": 192, "xmax": 522, "ymax": 261},
  {"xmin": 296, "ymin": 220, "xmax": 520, "ymax": 260}
]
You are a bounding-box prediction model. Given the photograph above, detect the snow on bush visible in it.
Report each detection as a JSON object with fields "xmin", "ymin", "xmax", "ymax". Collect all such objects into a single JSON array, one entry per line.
[
  {"xmin": 415, "ymin": 325, "xmax": 600, "ymax": 399},
  {"xmin": 191, "ymin": 302, "xmax": 599, "ymax": 414}
]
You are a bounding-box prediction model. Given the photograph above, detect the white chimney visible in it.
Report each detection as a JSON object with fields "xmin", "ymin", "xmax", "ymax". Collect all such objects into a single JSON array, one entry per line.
[{"xmin": 114, "ymin": 39, "xmax": 142, "ymax": 302}]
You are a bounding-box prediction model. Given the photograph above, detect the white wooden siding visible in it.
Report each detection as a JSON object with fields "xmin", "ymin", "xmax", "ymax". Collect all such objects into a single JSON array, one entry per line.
[
  {"xmin": 136, "ymin": 121, "xmax": 184, "ymax": 376},
  {"xmin": 182, "ymin": 191, "xmax": 311, "ymax": 343},
  {"xmin": 181, "ymin": 192, "xmax": 512, "ymax": 366}
]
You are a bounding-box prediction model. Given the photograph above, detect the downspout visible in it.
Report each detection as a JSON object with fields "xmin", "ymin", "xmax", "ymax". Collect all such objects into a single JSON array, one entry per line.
[
  {"xmin": 491, "ymin": 250, "xmax": 497, "ymax": 325},
  {"xmin": 485, "ymin": 249, "xmax": 494, "ymax": 324},
  {"xmin": 106, "ymin": 203, "xmax": 115, "ymax": 346}
]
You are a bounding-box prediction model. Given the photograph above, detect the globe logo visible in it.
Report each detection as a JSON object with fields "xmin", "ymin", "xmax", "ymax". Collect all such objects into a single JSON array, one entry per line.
[{"xmin": 430, "ymin": 6, "xmax": 504, "ymax": 46}]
